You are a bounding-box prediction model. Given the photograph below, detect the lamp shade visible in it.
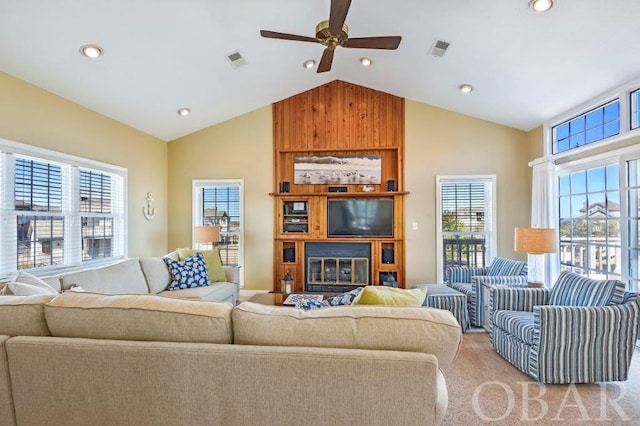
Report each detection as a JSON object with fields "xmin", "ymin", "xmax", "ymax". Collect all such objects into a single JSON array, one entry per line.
[
  {"xmin": 514, "ymin": 227, "xmax": 558, "ymax": 254},
  {"xmin": 193, "ymin": 225, "xmax": 220, "ymax": 244}
]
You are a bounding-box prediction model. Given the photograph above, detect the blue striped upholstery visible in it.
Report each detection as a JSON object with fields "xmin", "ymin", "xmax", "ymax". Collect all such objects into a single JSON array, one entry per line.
[
  {"xmin": 446, "ymin": 258, "xmax": 528, "ymax": 327},
  {"xmin": 446, "ymin": 267, "xmax": 487, "ymax": 285},
  {"xmin": 415, "ymin": 284, "xmax": 470, "ymax": 332},
  {"xmin": 493, "ymin": 311, "xmax": 536, "ymax": 344},
  {"xmin": 491, "ymin": 272, "xmax": 640, "ymax": 384},
  {"xmin": 549, "ymin": 270, "xmax": 625, "ymax": 306},
  {"xmin": 488, "ymin": 287, "xmax": 550, "ymax": 341},
  {"xmin": 493, "ymin": 326, "xmax": 533, "ymax": 375},
  {"xmin": 487, "ymin": 257, "xmax": 528, "ymax": 277}
]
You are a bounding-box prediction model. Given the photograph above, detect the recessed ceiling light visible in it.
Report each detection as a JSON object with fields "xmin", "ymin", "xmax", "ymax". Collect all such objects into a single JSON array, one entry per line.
[
  {"xmin": 303, "ymin": 59, "xmax": 316, "ymax": 69},
  {"xmin": 79, "ymin": 44, "xmax": 103, "ymax": 59},
  {"xmin": 458, "ymin": 84, "xmax": 474, "ymax": 94},
  {"xmin": 360, "ymin": 57, "xmax": 372, "ymax": 67},
  {"xmin": 529, "ymin": 0, "xmax": 553, "ymax": 13},
  {"xmin": 177, "ymin": 108, "xmax": 191, "ymax": 116}
]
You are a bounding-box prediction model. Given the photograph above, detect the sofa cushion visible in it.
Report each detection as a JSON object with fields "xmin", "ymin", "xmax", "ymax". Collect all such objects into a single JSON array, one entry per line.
[
  {"xmin": 0, "ymin": 295, "xmax": 55, "ymax": 336},
  {"xmin": 6, "ymin": 282, "xmax": 57, "ymax": 296},
  {"xmin": 232, "ymin": 302, "xmax": 463, "ymax": 371},
  {"xmin": 352, "ymin": 286, "xmax": 427, "ymax": 306},
  {"xmin": 139, "ymin": 256, "xmax": 174, "ymax": 294},
  {"xmin": 59, "ymin": 259, "xmax": 149, "ymax": 294},
  {"xmin": 549, "ymin": 270, "xmax": 624, "ymax": 306},
  {"xmin": 487, "ymin": 257, "xmax": 527, "ymax": 277},
  {"xmin": 159, "ymin": 282, "xmax": 235, "ymax": 302},
  {"xmin": 45, "ymin": 292, "xmax": 233, "ymax": 343},
  {"xmin": 1, "ymin": 271, "xmax": 59, "ymax": 296},
  {"xmin": 177, "ymin": 248, "xmax": 226, "ymax": 282},
  {"xmin": 163, "ymin": 253, "xmax": 210, "ymax": 291},
  {"xmin": 492, "ymin": 310, "xmax": 536, "ymax": 345}
]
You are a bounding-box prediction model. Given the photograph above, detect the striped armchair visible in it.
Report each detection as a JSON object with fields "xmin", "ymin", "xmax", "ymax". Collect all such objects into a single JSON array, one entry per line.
[
  {"xmin": 446, "ymin": 257, "xmax": 527, "ymax": 327},
  {"xmin": 489, "ymin": 270, "xmax": 639, "ymax": 383}
]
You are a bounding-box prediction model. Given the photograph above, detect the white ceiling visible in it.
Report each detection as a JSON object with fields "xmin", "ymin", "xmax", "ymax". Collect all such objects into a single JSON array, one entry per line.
[{"xmin": 1, "ymin": 0, "xmax": 639, "ymax": 142}]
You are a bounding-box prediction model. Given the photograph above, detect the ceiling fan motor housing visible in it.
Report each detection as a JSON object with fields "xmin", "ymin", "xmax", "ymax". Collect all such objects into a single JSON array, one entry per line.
[{"xmin": 316, "ymin": 20, "xmax": 349, "ymax": 49}]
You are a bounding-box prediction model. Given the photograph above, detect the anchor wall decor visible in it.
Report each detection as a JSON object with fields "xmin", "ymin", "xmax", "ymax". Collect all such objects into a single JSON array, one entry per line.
[{"xmin": 142, "ymin": 192, "xmax": 156, "ymax": 221}]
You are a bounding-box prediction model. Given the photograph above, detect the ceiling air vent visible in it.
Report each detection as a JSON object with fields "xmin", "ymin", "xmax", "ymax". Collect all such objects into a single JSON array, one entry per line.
[
  {"xmin": 429, "ymin": 39, "xmax": 450, "ymax": 58},
  {"xmin": 225, "ymin": 50, "xmax": 247, "ymax": 68}
]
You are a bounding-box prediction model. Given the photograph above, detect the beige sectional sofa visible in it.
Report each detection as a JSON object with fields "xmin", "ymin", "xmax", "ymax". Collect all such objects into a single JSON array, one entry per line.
[
  {"xmin": 0, "ymin": 292, "xmax": 462, "ymax": 426},
  {"xmin": 1, "ymin": 252, "xmax": 240, "ymax": 305}
]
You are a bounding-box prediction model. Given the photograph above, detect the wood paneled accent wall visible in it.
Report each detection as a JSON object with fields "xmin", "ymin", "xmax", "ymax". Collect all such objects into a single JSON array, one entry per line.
[{"xmin": 271, "ymin": 80, "xmax": 407, "ymax": 291}]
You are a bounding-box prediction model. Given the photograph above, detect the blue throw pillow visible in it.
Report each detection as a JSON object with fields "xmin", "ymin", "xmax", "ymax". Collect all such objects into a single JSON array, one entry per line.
[{"xmin": 163, "ymin": 253, "xmax": 210, "ymax": 291}]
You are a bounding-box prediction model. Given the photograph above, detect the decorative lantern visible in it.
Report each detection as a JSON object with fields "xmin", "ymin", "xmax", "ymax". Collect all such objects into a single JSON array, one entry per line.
[{"xmin": 281, "ymin": 269, "xmax": 294, "ymax": 294}]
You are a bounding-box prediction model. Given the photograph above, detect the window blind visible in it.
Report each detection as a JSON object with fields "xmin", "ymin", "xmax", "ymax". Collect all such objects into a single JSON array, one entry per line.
[
  {"xmin": 437, "ymin": 177, "xmax": 495, "ymax": 281},
  {"xmin": 0, "ymin": 146, "xmax": 126, "ymax": 278},
  {"xmin": 201, "ymin": 184, "xmax": 241, "ymax": 267}
]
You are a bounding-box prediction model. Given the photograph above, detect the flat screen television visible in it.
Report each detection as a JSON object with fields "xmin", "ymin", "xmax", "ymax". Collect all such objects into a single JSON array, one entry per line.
[{"xmin": 327, "ymin": 198, "xmax": 394, "ymax": 237}]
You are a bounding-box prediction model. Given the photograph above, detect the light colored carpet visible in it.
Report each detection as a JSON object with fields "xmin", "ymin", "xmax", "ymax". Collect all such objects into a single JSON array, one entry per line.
[{"xmin": 442, "ymin": 331, "xmax": 640, "ymax": 425}]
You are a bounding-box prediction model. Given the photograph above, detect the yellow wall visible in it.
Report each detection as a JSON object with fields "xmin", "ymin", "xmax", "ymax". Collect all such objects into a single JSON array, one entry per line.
[
  {"xmin": 0, "ymin": 69, "xmax": 534, "ymax": 289},
  {"xmin": 0, "ymin": 72, "xmax": 168, "ymax": 256},
  {"xmin": 167, "ymin": 106, "xmax": 273, "ymax": 290},
  {"xmin": 404, "ymin": 100, "xmax": 532, "ymax": 286}
]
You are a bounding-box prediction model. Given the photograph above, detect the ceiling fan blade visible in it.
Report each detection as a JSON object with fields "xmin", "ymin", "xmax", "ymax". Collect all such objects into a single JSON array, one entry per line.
[
  {"xmin": 317, "ymin": 48, "xmax": 335, "ymax": 73},
  {"xmin": 342, "ymin": 36, "xmax": 402, "ymax": 50},
  {"xmin": 329, "ymin": 0, "xmax": 352, "ymax": 35},
  {"xmin": 260, "ymin": 30, "xmax": 319, "ymax": 43}
]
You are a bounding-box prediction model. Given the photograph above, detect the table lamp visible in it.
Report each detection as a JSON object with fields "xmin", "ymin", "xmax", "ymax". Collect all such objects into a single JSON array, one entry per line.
[
  {"xmin": 193, "ymin": 225, "xmax": 221, "ymax": 248},
  {"xmin": 514, "ymin": 227, "xmax": 558, "ymax": 287}
]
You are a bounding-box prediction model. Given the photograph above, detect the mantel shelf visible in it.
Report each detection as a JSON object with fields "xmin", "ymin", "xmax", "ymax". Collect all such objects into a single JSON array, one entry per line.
[
  {"xmin": 270, "ymin": 191, "xmax": 409, "ymax": 197},
  {"xmin": 276, "ymin": 146, "xmax": 399, "ymax": 153}
]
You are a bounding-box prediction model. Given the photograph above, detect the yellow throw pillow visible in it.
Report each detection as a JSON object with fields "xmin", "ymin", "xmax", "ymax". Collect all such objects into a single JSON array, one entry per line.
[
  {"xmin": 352, "ymin": 286, "xmax": 427, "ymax": 306},
  {"xmin": 176, "ymin": 248, "xmax": 227, "ymax": 282}
]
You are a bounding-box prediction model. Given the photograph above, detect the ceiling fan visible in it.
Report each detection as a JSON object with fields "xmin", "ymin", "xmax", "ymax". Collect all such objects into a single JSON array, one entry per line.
[{"xmin": 260, "ymin": 0, "xmax": 402, "ymax": 73}]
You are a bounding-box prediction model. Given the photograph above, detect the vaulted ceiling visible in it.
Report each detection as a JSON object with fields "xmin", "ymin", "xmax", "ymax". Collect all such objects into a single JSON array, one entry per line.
[{"xmin": 1, "ymin": 0, "xmax": 639, "ymax": 141}]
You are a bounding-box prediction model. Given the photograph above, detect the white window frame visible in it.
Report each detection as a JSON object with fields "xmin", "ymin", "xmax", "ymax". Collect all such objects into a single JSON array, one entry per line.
[
  {"xmin": 0, "ymin": 137, "xmax": 127, "ymax": 279},
  {"xmin": 543, "ymin": 76, "xmax": 640, "ymax": 160},
  {"xmin": 192, "ymin": 179, "xmax": 244, "ymax": 287},
  {"xmin": 435, "ymin": 175, "xmax": 497, "ymax": 283},
  {"xmin": 555, "ymin": 142, "xmax": 640, "ymax": 290}
]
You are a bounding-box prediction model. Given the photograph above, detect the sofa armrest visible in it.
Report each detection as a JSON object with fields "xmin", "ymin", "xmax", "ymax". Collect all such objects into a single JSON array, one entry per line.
[
  {"xmin": 223, "ymin": 266, "xmax": 241, "ymax": 285},
  {"xmin": 445, "ymin": 267, "xmax": 487, "ymax": 284},
  {"xmin": 532, "ymin": 302, "xmax": 640, "ymax": 383}
]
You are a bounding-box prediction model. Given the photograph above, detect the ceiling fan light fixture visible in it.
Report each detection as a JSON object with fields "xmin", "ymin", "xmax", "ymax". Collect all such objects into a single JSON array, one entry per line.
[
  {"xmin": 360, "ymin": 57, "xmax": 372, "ymax": 67},
  {"xmin": 177, "ymin": 108, "xmax": 191, "ymax": 116},
  {"xmin": 529, "ymin": 0, "xmax": 553, "ymax": 13},
  {"xmin": 303, "ymin": 59, "xmax": 316, "ymax": 69},
  {"xmin": 79, "ymin": 44, "xmax": 103, "ymax": 59},
  {"xmin": 458, "ymin": 84, "xmax": 474, "ymax": 94}
]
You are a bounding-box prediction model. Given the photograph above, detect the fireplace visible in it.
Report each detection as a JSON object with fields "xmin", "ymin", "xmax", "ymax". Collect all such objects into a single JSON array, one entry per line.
[{"xmin": 305, "ymin": 242, "xmax": 371, "ymax": 293}]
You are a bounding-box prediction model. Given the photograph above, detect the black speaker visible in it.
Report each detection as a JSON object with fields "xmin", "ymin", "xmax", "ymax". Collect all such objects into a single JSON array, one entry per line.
[
  {"xmin": 386, "ymin": 180, "xmax": 397, "ymax": 192},
  {"xmin": 280, "ymin": 181, "xmax": 290, "ymax": 193},
  {"xmin": 283, "ymin": 247, "xmax": 295, "ymax": 263},
  {"xmin": 382, "ymin": 248, "xmax": 395, "ymax": 264},
  {"xmin": 328, "ymin": 186, "xmax": 347, "ymax": 192}
]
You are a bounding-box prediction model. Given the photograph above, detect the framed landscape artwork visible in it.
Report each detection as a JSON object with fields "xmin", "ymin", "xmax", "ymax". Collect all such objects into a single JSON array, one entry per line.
[{"xmin": 293, "ymin": 154, "xmax": 382, "ymax": 185}]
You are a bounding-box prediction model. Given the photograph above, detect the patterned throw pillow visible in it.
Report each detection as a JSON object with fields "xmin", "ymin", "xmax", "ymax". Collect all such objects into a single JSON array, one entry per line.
[
  {"xmin": 163, "ymin": 253, "xmax": 210, "ymax": 291},
  {"xmin": 296, "ymin": 287, "xmax": 364, "ymax": 310}
]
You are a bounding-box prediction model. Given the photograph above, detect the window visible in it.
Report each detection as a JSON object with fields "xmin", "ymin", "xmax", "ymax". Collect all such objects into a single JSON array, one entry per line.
[
  {"xmin": 0, "ymin": 140, "xmax": 126, "ymax": 277},
  {"xmin": 558, "ymin": 164, "xmax": 621, "ymax": 280},
  {"xmin": 632, "ymin": 89, "xmax": 640, "ymax": 130},
  {"xmin": 193, "ymin": 179, "xmax": 243, "ymax": 284},
  {"xmin": 552, "ymin": 100, "xmax": 620, "ymax": 154},
  {"xmin": 436, "ymin": 175, "xmax": 496, "ymax": 283},
  {"xmin": 626, "ymin": 159, "xmax": 640, "ymax": 292}
]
